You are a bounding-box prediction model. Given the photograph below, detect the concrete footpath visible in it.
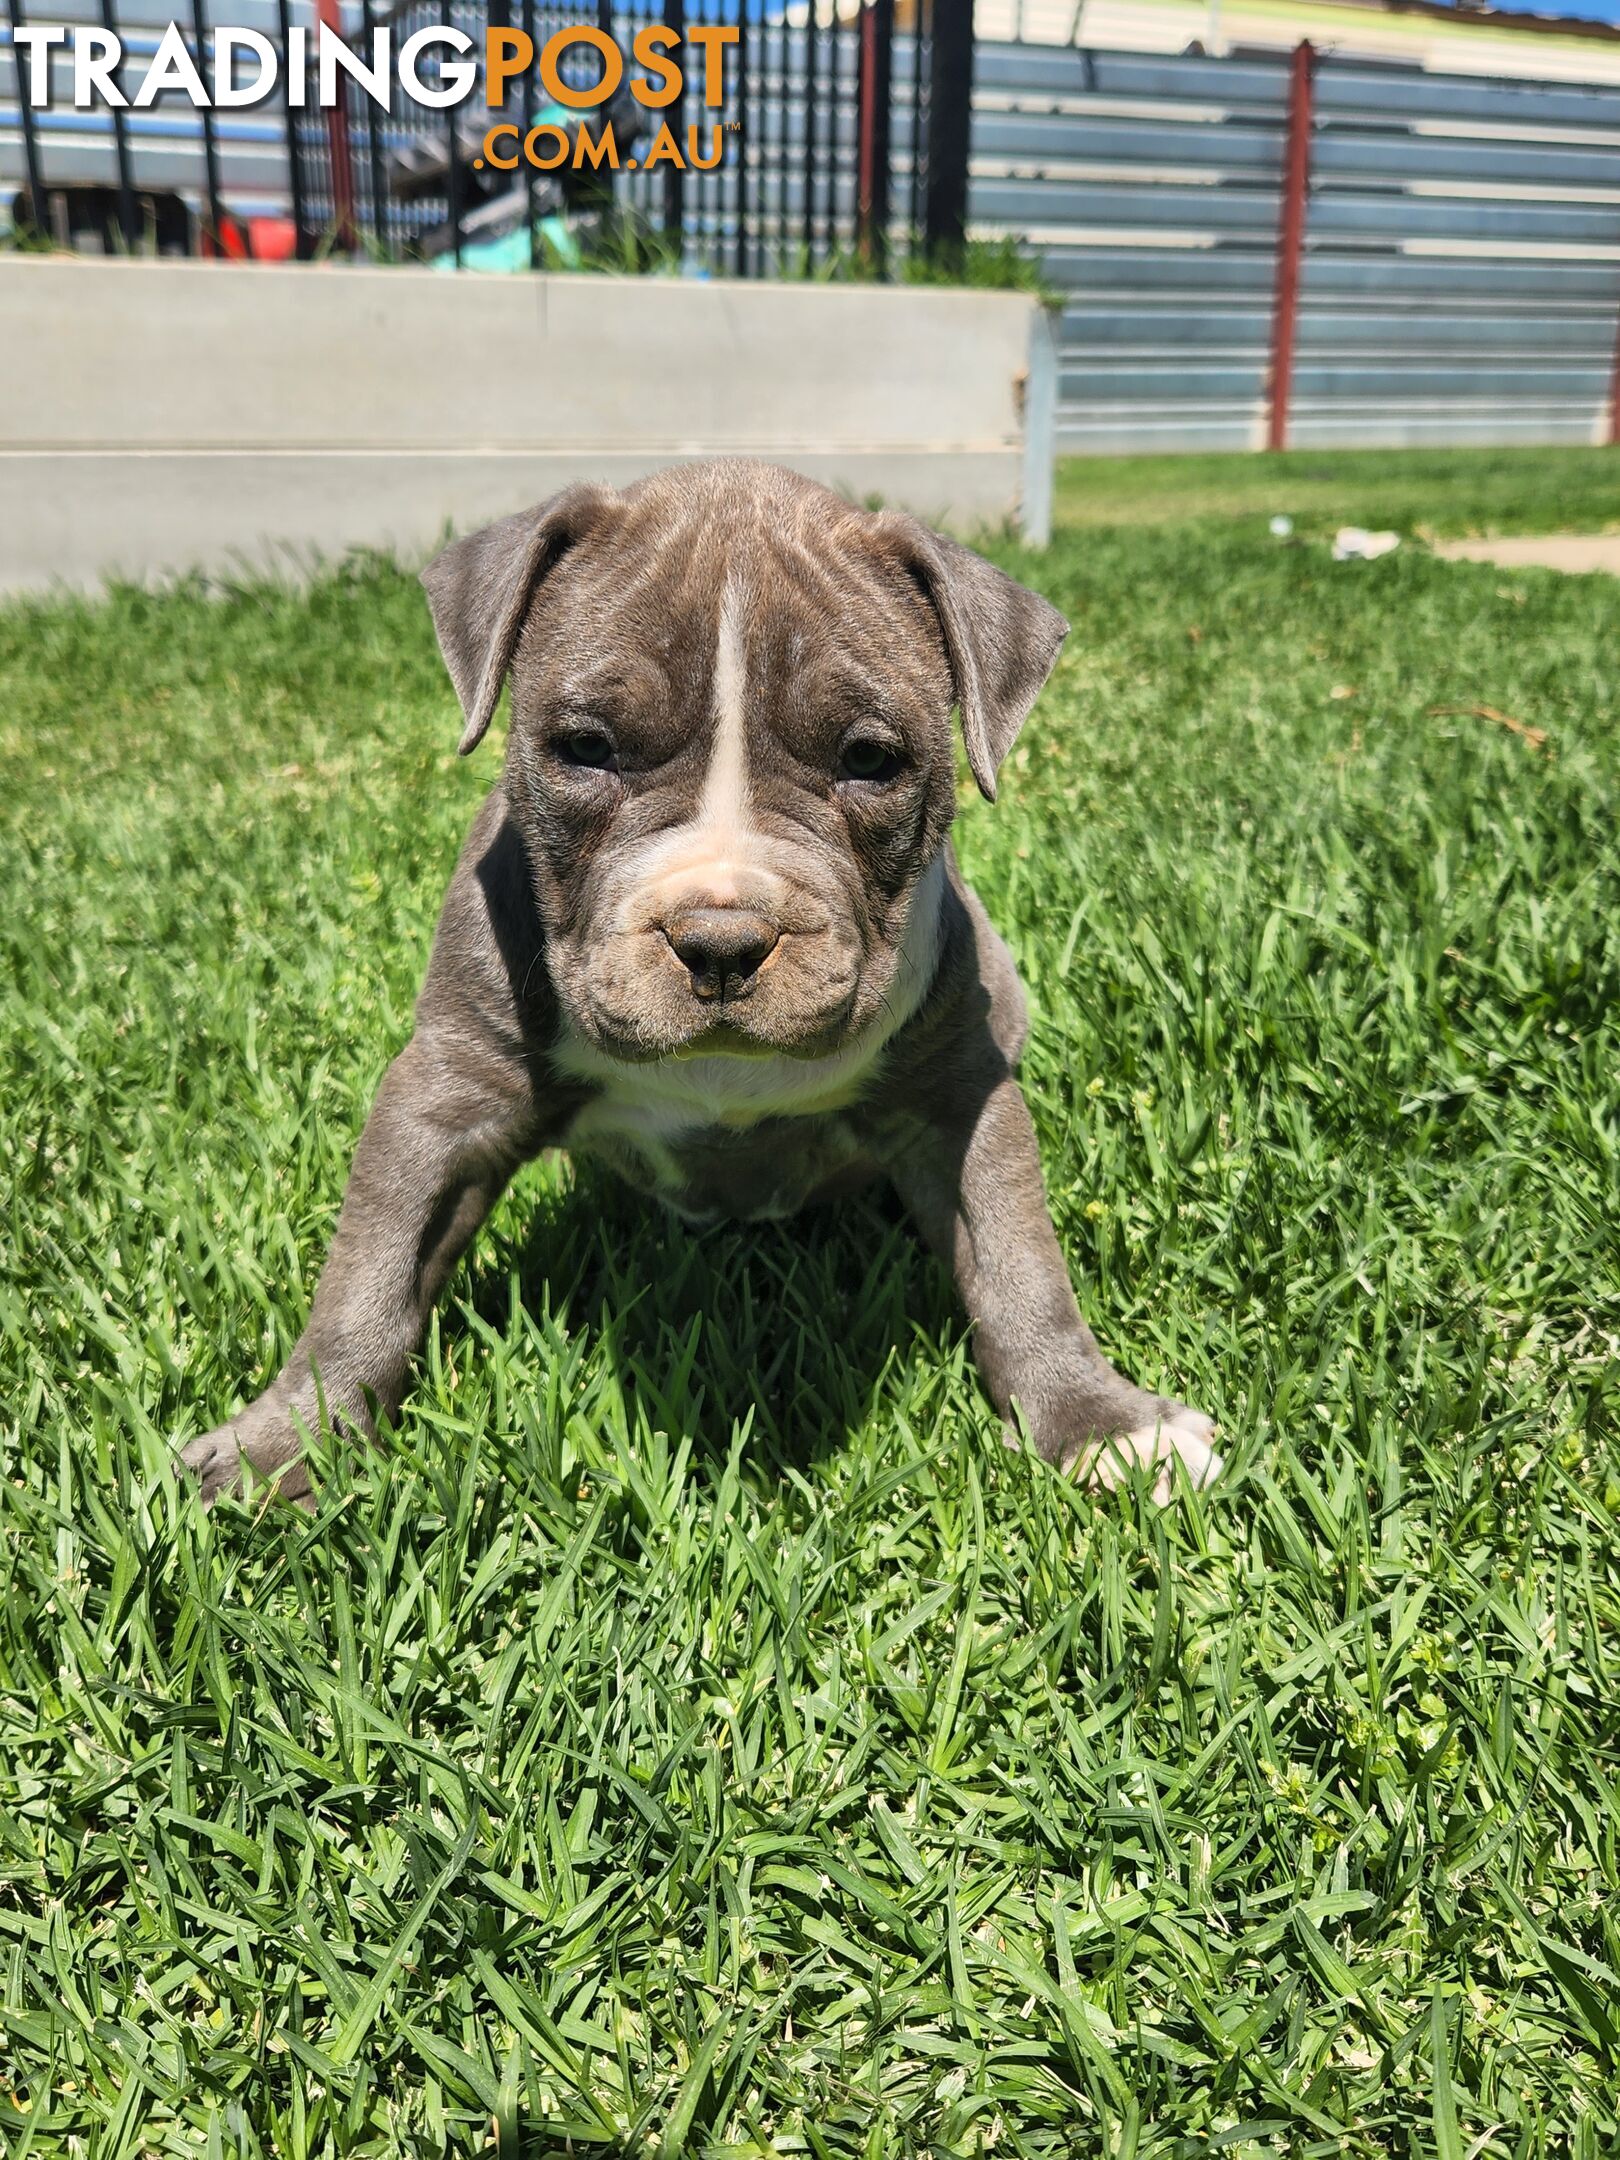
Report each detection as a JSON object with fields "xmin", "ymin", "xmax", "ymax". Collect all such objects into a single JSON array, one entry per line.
[{"xmin": 1433, "ymin": 535, "xmax": 1620, "ymax": 576}]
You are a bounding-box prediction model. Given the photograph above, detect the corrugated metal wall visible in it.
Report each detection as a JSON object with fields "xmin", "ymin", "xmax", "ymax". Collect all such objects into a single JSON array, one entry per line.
[{"xmin": 971, "ymin": 40, "xmax": 1620, "ymax": 451}]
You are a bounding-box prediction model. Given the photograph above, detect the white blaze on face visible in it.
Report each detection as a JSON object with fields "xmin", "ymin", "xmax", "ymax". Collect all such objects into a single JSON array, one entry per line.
[
  {"xmin": 696, "ymin": 580, "xmax": 752, "ymax": 884},
  {"xmin": 620, "ymin": 577, "xmax": 783, "ymax": 924}
]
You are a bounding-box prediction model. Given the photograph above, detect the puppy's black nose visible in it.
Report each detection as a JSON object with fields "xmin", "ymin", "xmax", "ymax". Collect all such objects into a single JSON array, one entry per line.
[{"xmin": 666, "ymin": 908, "xmax": 780, "ymax": 1000}]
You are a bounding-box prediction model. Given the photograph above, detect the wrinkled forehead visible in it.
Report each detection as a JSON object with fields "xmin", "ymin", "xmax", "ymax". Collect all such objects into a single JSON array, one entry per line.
[{"xmin": 510, "ymin": 475, "xmax": 950, "ymax": 728}]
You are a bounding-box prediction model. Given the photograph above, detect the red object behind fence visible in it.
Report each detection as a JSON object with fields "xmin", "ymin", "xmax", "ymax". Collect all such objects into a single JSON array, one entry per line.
[
  {"xmin": 200, "ymin": 217, "xmax": 297, "ymax": 261},
  {"xmin": 1267, "ymin": 40, "xmax": 1315, "ymax": 454}
]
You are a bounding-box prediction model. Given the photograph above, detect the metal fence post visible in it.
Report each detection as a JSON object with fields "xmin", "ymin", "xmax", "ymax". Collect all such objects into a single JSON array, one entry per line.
[
  {"xmin": 4, "ymin": 0, "xmax": 48, "ymax": 235},
  {"xmin": 359, "ymin": 0, "xmax": 387, "ymax": 256},
  {"xmin": 923, "ymin": 0, "xmax": 972, "ymax": 263},
  {"xmin": 274, "ymin": 0, "xmax": 310, "ymax": 255},
  {"xmin": 314, "ymin": 0, "xmax": 357, "ymax": 253},
  {"xmin": 733, "ymin": 3, "xmax": 749, "ymax": 275},
  {"xmin": 1608, "ymin": 273, "xmax": 1620, "ymax": 445},
  {"xmin": 855, "ymin": 0, "xmax": 893, "ymax": 274},
  {"xmin": 1021, "ymin": 303, "xmax": 1057, "ymax": 547},
  {"xmin": 521, "ymin": 0, "xmax": 536, "ymax": 268},
  {"xmin": 1266, "ymin": 38, "xmax": 1314, "ymax": 453},
  {"xmin": 856, "ymin": 3, "xmax": 872, "ymax": 265},
  {"xmin": 908, "ymin": 0, "xmax": 927, "ymax": 245},
  {"xmin": 190, "ymin": 0, "xmax": 226, "ymax": 248},
  {"xmin": 664, "ymin": 0, "xmax": 686, "ymax": 257},
  {"xmin": 99, "ymin": 0, "xmax": 141, "ymax": 249},
  {"xmin": 801, "ymin": 0, "xmax": 820, "ymax": 262},
  {"xmin": 446, "ymin": 99, "xmax": 464, "ymax": 267}
]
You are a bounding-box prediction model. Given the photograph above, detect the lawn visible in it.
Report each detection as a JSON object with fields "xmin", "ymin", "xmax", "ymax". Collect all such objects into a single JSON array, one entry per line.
[
  {"xmin": 2, "ymin": 450, "xmax": 1618, "ymax": 2158},
  {"xmin": 1053, "ymin": 444, "xmax": 1620, "ymax": 540}
]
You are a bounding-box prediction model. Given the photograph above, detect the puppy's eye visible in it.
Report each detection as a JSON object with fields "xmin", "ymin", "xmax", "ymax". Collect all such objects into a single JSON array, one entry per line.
[
  {"xmin": 838, "ymin": 736, "xmax": 904, "ymax": 784},
  {"xmin": 554, "ymin": 727, "xmax": 617, "ymax": 771}
]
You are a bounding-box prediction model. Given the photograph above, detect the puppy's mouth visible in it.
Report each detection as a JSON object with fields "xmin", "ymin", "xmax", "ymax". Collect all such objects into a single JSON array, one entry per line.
[
  {"xmin": 669, "ymin": 1022, "xmax": 783, "ymax": 1062},
  {"xmin": 573, "ymin": 980, "xmax": 863, "ymax": 1067},
  {"xmin": 589, "ymin": 1002, "xmax": 860, "ymax": 1066}
]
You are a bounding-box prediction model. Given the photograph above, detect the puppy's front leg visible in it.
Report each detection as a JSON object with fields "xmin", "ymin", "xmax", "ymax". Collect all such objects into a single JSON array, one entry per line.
[
  {"xmin": 892, "ymin": 1069, "xmax": 1221, "ymax": 1501},
  {"xmin": 180, "ymin": 802, "xmax": 558, "ymax": 1508},
  {"xmin": 180, "ymin": 1037, "xmax": 537, "ymax": 1506}
]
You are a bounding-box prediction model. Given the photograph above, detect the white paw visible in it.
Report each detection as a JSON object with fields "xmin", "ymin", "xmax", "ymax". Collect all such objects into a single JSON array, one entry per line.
[{"xmin": 1081, "ymin": 1408, "xmax": 1223, "ymax": 1505}]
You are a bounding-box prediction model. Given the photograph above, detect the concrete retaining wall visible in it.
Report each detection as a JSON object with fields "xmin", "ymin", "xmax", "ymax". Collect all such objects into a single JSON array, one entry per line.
[{"xmin": 0, "ymin": 259, "xmax": 1055, "ymax": 592}]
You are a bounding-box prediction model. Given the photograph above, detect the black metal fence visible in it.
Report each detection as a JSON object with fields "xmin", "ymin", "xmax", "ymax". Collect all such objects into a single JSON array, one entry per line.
[{"xmin": 0, "ymin": 0, "xmax": 974, "ymax": 274}]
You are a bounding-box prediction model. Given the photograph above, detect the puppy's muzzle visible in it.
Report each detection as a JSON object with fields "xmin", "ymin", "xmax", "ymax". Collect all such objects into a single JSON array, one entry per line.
[{"xmin": 664, "ymin": 907, "xmax": 781, "ymax": 1003}]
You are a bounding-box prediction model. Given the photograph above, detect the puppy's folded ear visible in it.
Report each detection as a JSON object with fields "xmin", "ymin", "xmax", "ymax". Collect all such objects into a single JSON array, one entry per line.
[
  {"xmin": 421, "ymin": 484, "xmax": 618, "ymax": 756},
  {"xmin": 877, "ymin": 515, "xmax": 1069, "ymax": 802}
]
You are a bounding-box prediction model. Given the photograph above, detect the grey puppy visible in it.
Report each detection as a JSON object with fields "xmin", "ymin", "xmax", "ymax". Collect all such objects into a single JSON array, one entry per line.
[{"xmin": 181, "ymin": 461, "xmax": 1219, "ymax": 1507}]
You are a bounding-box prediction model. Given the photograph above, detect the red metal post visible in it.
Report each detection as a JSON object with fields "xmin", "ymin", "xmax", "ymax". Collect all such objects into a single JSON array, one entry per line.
[
  {"xmin": 856, "ymin": 2, "xmax": 876, "ymax": 264},
  {"xmin": 1266, "ymin": 39, "xmax": 1315, "ymax": 454},
  {"xmin": 315, "ymin": 0, "xmax": 357, "ymax": 255}
]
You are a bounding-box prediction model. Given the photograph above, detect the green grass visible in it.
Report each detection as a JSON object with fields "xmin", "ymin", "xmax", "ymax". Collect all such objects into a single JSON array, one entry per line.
[
  {"xmin": 1054, "ymin": 445, "xmax": 1620, "ymax": 540},
  {"xmin": 3, "ymin": 453, "xmax": 1619, "ymax": 2157}
]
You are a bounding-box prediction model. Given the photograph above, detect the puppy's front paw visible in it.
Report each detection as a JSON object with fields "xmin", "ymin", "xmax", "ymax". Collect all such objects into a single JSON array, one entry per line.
[
  {"xmin": 178, "ymin": 1423, "xmax": 247, "ymax": 1506},
  {"xmin": 1077, "ymin": 1404, "xmax": 1223, "ymax": 1505},
  {"xmin": 176, "ymin": 1413, "xmax": 314, "ymax": 1511}
]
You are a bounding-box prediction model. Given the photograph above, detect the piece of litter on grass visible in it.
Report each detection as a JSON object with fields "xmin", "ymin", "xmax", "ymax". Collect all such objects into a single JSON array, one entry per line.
[
  {"xmin": 1333, "ymin": 526, "xmax": 1401, "ymax": 562},
  {"xmin": 1270, "ymin": 515, "xmax": 1294, "ymax": 538},
  {"xmin": 1428, "ymin": 703, "xmax": 1550, "ymax": 754}
]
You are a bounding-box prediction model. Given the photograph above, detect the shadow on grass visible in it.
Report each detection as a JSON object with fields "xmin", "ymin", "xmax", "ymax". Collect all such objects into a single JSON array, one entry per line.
[{"xmin": 460, "ymin": 1158, "xmax": 962, "ymax": 1487}]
